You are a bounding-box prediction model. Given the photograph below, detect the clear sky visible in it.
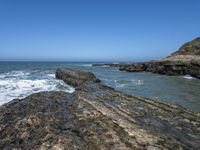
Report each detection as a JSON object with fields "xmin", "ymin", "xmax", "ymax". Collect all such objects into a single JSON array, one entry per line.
[{"xmin": 0, "ymin": 0, "xmax": 200, "ymax": 61}]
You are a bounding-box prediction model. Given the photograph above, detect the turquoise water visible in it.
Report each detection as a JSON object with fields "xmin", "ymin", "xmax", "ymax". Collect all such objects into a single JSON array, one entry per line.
[{"xmin": 0, "ymin": 61, "xmax": 200, "ymax": 112}]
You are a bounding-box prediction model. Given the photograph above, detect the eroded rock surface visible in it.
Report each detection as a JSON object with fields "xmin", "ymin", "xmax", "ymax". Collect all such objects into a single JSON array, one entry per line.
[
  {"xmin": 56, "ymin": 68, "xmax": 101, "ymax": 87},
  {"xmin": 0, "ymin": 69, "xmax": 200, "ymax": 150},
  {"xmin": 119, "ymin": 60, "xmax": 200, "ymax": 78},
  {"xmin": 0, "ymin": 92, "xmax": 93, "ymax": 150}
]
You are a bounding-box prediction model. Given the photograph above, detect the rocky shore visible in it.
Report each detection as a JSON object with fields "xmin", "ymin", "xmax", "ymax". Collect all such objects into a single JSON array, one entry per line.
[
  {"xmin": 119, "ymin": 60, "xmax": 200, "ymax": 79},
  {"xmin": 0, "ymin": 69, "xmax": 200, "ymax": 149},
  {"xmin": 120, "ymin": 37, "xmax": 200, "ymax": 78},
  {"xmin": 94, "ymin": 37, "xmax": 200, "ymax": 79}
]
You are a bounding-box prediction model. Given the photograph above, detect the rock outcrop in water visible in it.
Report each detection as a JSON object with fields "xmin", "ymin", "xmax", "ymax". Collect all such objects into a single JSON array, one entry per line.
[
  {"xmin": 56, "ymin": 68, "xmax": 101, "ymax": 87},
  {"xmin": 120, "ymin": 60, "xmax": 200, "ymax": 78},
  {"xmin": 0, "ymin": 69, "xmax": 200, "ymax": 149}
]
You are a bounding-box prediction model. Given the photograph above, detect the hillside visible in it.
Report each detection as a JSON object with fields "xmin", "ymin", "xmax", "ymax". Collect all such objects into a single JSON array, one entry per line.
[
  {"xmin": 171, "ymin": 37, "xmax": 200, "ymax": 56},
  {"xmin": 165, "ymin": 37, "xmax": 200, "ymax": 62}
]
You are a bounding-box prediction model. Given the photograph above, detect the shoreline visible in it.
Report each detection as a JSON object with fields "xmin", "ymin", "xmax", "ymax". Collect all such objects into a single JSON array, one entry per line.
[
  {"xmin": 92, "ymin": 61, "xmax": 200, "ymax": 79},
  {"xmin": 93, "ymin": 37, "xmax": 200, "ymax": 79},
  {"xmin": 0, "ymin": 68, "xmax": 200, "ymax": 149}
]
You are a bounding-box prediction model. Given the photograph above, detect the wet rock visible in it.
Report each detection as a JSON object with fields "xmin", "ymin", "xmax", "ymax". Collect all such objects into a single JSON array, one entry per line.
[
  {"xmin": 56, "ymin": 68, "xmax": 101, "ymax": 87},
  {"xmin": 0, "ymin": 91, "xmax": 93, "ymax": 150},
  {"xmin": 120, "ymin": 61, "xmax": 200, "ymax": 79},
  {"xmin": 119, "ymin": 62, "xmax": 148, "ymax": 72},
  {"xmin": 71, "ymin": 84, "xmax": 200, "ymax": 149},
  {"xmin": 0, "ymin": 69, "xmax": 200, "ymax": 149}
]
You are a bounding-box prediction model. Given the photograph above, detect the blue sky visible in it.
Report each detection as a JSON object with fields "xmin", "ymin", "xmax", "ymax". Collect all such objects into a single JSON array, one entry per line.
[{"xmin": 0, "ymin": 0, "xmax": 200, "ymax": 61}]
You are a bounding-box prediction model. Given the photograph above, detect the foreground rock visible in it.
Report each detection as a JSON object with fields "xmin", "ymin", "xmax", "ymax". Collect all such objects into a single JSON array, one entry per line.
[
  {"xmin": 0, "ymin": 69, "xmax": 200, "ymax": 149},
  {"xmin": 93, "ymin": 37, "xmax": 200, "ymax": 79}
]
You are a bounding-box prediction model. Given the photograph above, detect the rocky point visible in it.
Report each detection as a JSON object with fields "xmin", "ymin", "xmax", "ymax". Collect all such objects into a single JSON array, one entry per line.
[{"xmin": 119, "ymin": 37, "xmax": 200, "ymax": 79}]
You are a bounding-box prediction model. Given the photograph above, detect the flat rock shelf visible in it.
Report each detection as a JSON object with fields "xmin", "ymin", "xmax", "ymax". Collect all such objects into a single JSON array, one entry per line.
[{"xmin": 0, "ymin": 69, "xmax": 200, "ymax": 150}]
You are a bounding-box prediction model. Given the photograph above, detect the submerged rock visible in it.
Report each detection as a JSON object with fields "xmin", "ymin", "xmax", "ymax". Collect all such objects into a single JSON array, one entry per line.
[{"xmin": 0, "ymin": 69, "xmax": 200, "ymax": 149}]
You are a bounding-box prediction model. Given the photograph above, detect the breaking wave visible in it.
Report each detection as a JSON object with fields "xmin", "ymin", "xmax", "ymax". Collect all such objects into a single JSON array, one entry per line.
[
  {"xmin": 114, "ymin": 79, "xmax": 144, "ymax": 88},
  {"xmin": 81, "ymin": 64, "xmax": 93, "ymax": 67},
  {"xmin": 183, "ymin": 75, "xmax": 194, "ymax": 80},
  {"xmin": 0, "ymin": 70, "xmax": 74, "ymax": 106}
]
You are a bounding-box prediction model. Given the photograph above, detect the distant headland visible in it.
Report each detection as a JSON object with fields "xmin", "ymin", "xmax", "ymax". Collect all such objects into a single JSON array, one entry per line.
[{"xmin": 94, "ymin": 37, "xmax": 200, "ymax": 79}]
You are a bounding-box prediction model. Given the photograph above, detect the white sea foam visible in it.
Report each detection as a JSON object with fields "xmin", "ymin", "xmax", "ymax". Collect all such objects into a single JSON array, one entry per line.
[
  {"xmin": 47, "ymin": 74, "xmax": 55, "ymax": 78},
  {"xmin": 131, "ymin": 79, "xmax": 144, "ymax": 85},
  {"xmin": 0, "ymin": 71, "xmax": 74, "ymax": 106},
  {"xmin": 183, "ymin": 75, "xmax": 194, "ymax": 80},
  {"xmin": 114, "ymin": 79, "xmax": 144, "ymax": 89},
  {"xmin": 82, "ymin": 64, "xmax": 92, "ymax": 67},
  {"xmin": 115, "ymin": 83, "xmax": 125, "ymax": 88},
  {"xmin": 0, "ymin": 71, "xmax": 30, "ymax": 78},
  {"xmin": 101, "ymin": 65, "xmax": 109, "ymax": 67}
]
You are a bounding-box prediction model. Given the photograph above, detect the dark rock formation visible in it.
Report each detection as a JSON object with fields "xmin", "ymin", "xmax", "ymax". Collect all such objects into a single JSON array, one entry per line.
[
  {"xmin": 0, "ymin": 92, "xmax": 92, "ymax": 150},
  {"xmin": 119, "ymin": 37, "xmax": 200, "ymax": 78},
  {"xmin": 0, "ymin": 69, "xmax": 200, "ymax": 149},
  {"xmin": 120, "ymin": 61, "xmax": 200, "ymax": 78},
  {"xmin": 56, "ymin": 68, "xmax": 101, "ymax": 87}
]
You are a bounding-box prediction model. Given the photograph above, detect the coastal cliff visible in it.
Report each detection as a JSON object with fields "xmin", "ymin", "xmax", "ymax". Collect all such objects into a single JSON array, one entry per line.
[
  {"xmin": 0, "ymin": 69, "xmax": 200, "ymax": 149},
  {"xmin": 119, "ymin": 37, "xmax": 200, "ymax": 78}
]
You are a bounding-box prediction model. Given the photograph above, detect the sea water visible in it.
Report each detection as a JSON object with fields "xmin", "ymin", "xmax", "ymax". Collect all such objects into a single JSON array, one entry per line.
[{"xmin": 0, "ymin": 61, "xmax": 200, "ymax": 112}]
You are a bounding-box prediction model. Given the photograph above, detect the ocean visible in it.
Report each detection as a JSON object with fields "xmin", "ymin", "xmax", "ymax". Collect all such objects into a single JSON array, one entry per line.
[{"xmin": 0, "ymin": 61, "xmax": 200, "ymax": 112}]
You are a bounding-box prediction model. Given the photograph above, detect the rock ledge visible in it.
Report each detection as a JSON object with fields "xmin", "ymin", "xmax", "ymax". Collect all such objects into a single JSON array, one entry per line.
[{"xmin": 0, "ymin": 69, "xmax": 200, "ymax": 150}]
